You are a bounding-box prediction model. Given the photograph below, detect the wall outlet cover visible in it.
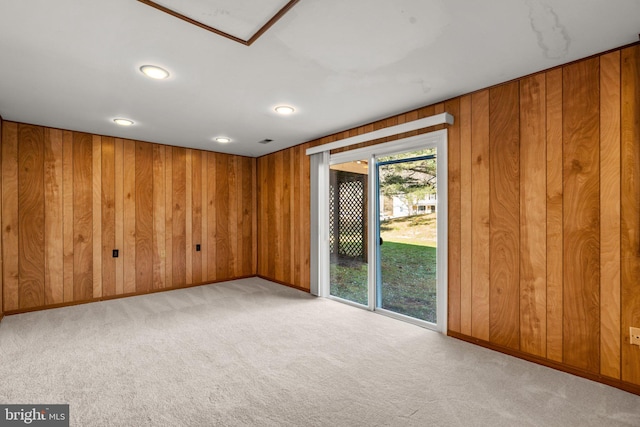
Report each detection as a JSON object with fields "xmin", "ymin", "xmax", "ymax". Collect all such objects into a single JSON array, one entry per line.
[{"xmin": 630, "ymin": 327, "xmax": 640, "ymax": 346}]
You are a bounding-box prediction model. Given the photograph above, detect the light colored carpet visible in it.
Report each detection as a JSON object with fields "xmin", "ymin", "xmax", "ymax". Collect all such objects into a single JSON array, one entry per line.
[{"xmin": 0, "ymin": 277, "xmax": 638, "ymax": 426}]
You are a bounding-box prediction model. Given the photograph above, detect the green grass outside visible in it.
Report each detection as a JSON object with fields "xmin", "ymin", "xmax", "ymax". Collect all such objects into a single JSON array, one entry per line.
[{"xmin": 330, "ymin": 214, "xmax": 437, "ymax": 323}]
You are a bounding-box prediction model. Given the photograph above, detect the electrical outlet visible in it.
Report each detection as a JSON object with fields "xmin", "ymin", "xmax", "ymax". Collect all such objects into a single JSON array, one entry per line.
[
  {"xmin": 112, "ymin": 249, "xmax": 119, "ymax": 258},
  {"xmin": 196, "ymin": 244, "xmax": 201, "ymax": 252},
  {"xmin": 630, "ymin": 327, "xmax": 640, "ymax": 346}
]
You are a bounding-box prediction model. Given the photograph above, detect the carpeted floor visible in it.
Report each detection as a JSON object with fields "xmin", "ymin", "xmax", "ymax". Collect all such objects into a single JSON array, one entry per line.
[{"xmin": 0, "ymin": 277, "xmax": 638, "ymax": 426}]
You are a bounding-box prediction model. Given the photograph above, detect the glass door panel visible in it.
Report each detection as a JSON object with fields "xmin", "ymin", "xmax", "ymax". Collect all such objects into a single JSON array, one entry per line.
[
  {"xmin": 377, "ymin": 150, "xmax": 438, "ymax": 323},
  {"xmin": 329, "ymin": 160, "xmax": 369, "ymax": 306}
]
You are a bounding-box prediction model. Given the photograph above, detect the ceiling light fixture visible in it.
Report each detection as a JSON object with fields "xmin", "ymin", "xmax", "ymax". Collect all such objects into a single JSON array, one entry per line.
[
  {"xmin": 113, "ymin": 118, "xmax": 134, "ymax": 126},
  {"xmin": 215, "ymin": 137, "xmax": 231, "ymax": 143},
  {"xmin": 275, "ymin": 105, "xmax": 295, "ymax": 115},
  {"xmin": 140, "ymin": 65, "xmax": 170, "ymax": 80}
]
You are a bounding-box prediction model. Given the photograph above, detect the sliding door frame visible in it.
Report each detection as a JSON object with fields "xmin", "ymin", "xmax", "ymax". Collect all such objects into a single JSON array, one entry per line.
[{"xmin": 314, "ymin": 129, "xmax": 448, "ymax": 333}]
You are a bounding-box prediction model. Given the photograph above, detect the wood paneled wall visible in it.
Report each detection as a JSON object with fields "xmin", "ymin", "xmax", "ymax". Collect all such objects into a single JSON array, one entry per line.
[
  {"xmin": 1, "ymin": 123, "xmax": 256, "ymax": 313},
  {"xmin": 0, "ymin": 115, "xmax": 3, "ymax": 321},
  {"xmin": 256, "ymin": 44, "xmax": 640, "ymax": 391},
  {"xmin": 257, "ymin": 144, "xmax": 311, "ymax": 289}
]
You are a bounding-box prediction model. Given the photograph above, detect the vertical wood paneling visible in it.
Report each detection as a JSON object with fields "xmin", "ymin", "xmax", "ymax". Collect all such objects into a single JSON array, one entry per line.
[
  {"xmin": 207, "ymin": 152, "xmax": 217, "ymax": 281},
  {"xmin": 459, "ymin": 95, "xmax": 472, "ymax": 335},
  {"xmin": 0, "ymin": 118, "xmax": 2, "ymax": 317},
  {"xmin": 621, "ymin": 45, "xmax": 640, "ymax": 384},
  {"xmin": 2, "ymin": 122, "xmax": 19, "ymax": 310},
  {"xmin": 44, "ymin": 129, "xmax": 63, "ymax": 305},
  {"xmin": 72, "ymin": 132, "xmax": 93, "ymax": 301},
  {"xmin": 135, "ymin": 141, "xmax": 153, "ymax": 293},
  {"xmin": 293, "ymin": 147, "xmax": 301, "ymax": 284},
  {"xmin": 243, "ymin": 157, "xmax": 254, "ymax": 276},
  {"xmin": 489, "ymin": 82, "xmax": 520, "ymax": 350},
  {"xmin": 18, "ymin": 124, "xmax": 45, "ymax": 309},
  {"xmin": 172, "ymin": 147, "xmax": 186, "ymax": 287},
  {"xmin": 153, "ymin": 145, "xmax": 166, "ymax": 290},
  {"xmin": 562, "ymin": 58, "xmax": 600, "ymax": 373},
  {"xmin": 519, "ymin": 74, "xmax": 547, "ymax": 357},
  {"xmin": 301, "ymin": 147, "xmax": 311, "ymax": 289},
  {"xmin": 229, "ymin": 156, "xmax": 238, "ymax": 277},
  {"xmin": 599, "ymin": 51, "xmax": 621, "ymax": 379},
  {"xmin": 191, "ymin": 150, "xmax": 202, "ymax": 283},
  {"xmin": 546, "ymin": 68, "xmax": 564, "ymax": 362},
  {"xmin": 251, "ymin": 157, "xmax": 258, "ymax": 275},
  {"xmin": 62, "ymin": 131, "xmax": 74, "ymax": 302},
  {"xmin": 185, "ymin": 150, "xmax": 193, "ymax": 284},
  {"xmin": 446, "ymin": 97, "xmax": 462, "ymax": 334},
  {"xmin": 258, "ymin": 156, "xmax": 267, "ymax": 276},
  {"xmin": 114, "ymin": 139, "xmax": 124, "ymax": 295},
  {"xmin": 101, "ymin": 137, "xmax": 116, "ymax": 297},
  {"xmin": 201, "ymin": 152, "xmax": 208, "ymax": 282},
  {"xmin": 164, "ymin": 148, "xmax": 173, "ymax": 288},
  {"xmin": 216, "ymin": 154, "xmax": 230, "ymax": 279},
  {"xmin": 471, "ymin": 90, "xmax": 490, "ymax": 341},
  {"xmin": 92, "ymin": 136, "xmax": 102, "ymax": 298},
  {"xmin": 281, "ymin": 150, "xmax": 291, "ymax": 284},
  {"xmin": 123, "ymin": 140, "xmax": 136, "ymax": 294}
]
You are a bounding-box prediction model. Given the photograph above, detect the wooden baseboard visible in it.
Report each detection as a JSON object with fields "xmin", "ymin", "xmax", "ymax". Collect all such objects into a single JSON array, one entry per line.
[
  {"xmin": 256, "ymin": 275, "xmax": 311, "ymax": 293},
  {"xmin": 2, "ymin": 275, "xmax": 256, "ymax": 316},
  {"xmin": 448, "ymin": 331, "xmax": 640, "ymax": 396}
]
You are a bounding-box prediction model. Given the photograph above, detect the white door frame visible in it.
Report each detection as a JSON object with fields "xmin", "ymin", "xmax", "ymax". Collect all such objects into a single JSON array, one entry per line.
[{"xmin": 316, "ymin": 129, "xmax": 448, "ymax": 333}]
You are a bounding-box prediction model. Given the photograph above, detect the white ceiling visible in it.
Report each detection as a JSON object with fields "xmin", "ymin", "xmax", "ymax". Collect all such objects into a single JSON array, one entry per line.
[{"xmin": 0, "ymin": 0, "xmax": 638, "ymax": 157}]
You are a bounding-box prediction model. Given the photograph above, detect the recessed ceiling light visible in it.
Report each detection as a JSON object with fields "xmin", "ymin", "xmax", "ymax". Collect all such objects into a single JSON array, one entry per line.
[
  {"xmin": 215, "ymin": 137, "xmax": 231, "ymax": 143},
  {"xmin": 275, "ymin": 105, "xmax": 295, "ymax": 115},
  {"xmin": 113, "ymin": 118, "xmax": 134, "ymax": 126},
  {"xmin": 140, "ymin": 65, "xmax": 170, "ymax": 80}
]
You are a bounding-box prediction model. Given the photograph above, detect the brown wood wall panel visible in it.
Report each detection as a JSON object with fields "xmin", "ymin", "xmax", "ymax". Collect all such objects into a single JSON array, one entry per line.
[
  {"xmin": 123, "ymin": 140, "xmax": 136, "ymax": 294},
  {"xmin": 447, "ymin": 97, "xmax": 462, "ymax": 334},
  {"xmin": 519, "ymin": 74, "xmax": 547, "ymax": 357},
  {"xmin": 114, "ymin": 139, "xmax": 124, "ymax": 295},
  {"xmin": 153, "ymin": 145, "xmax": 166, "ymax": 290},
  {"xmin": 135, "ymin": 141, "xmax": 153, "ymax": 293},
  {"xmin": 1, "ymin": 122, "xmax": 256, "ymax": 318},
  {"xmin": 0, "ymin": 117, "xmax": 3, "ymax": 318},
  {"xmin": 101, "ymin": 137, "xmax": 116, "ymax": 297},
  {"xmin": 44, "ymin": 129, "xmax": 63, "ymax": 305},
  {"xmin": 599, "ymin": 51, "xmax": 621, "ymax": 379},
  {"xmin": 18, "ymin": 125, "xmax": 45, "ymax": 309},
  {"xmin": 216, "ymin": 154, "xmax": 230, "ymax": 279},
  {"xmin": 164, "ymin": 148, "xmax": 173, "ymax": 288},
  {"xmin": 207, "ymin": 152, "xmax": 217, "ymax": 281},
  {"xmin": 545, "ymin": 68, "xmax": 564, "ymax": 363},
  {"xmin": 191, "ymin": 150, "xmax": 202, "ymax": 283},
  {"xmin": 273, "ymin": 151, "xmax": 283, "ymax": 281},
  {"xmin": 562, "ymin": 58, "xmax": 601, "ymax": 373},
  {"xmin": 471, "ymin": 90, "xmax": 490, "ymax": 341},
  {"xmin": 620, "ymin": 45, "xmax": 640, "ymax": 385},
  {"xmin": 489, "ymin": 83, "xmax": 521, "ymax": 350},
  {"xmin": 281, "ymin": 151, "xmax": 291, "ymax": 284},
  {"xmin": 201, "ymin": 153, "xmax": 208, "ymax": 282},
  {"xmin": 185, "ymin": 150, "xmax": 193, "ymax": 285},
  {"xmin": 228, "ymin": 156, "xmax": 239, "ymax": 277},
  {"xmin": 92, "ymin": 136, "xmax": 102, "ymax": 298},
  {"xmin": 72, "ymin": 132, "xmax": 93, "ymax": 301},
  {"xmin": 2, "ymin": 122, "xmax": 19, "ymax": 311},
  {"xmin": 62, "ymin": 131, "xmax": 74, "ymax": 302},
  {"xmin": 458, "ymin": 95, "xmax": 472, "ymax": 336},
  {"xmin": 172, "ymin": 147, "xmax": 186, "ymax": 287}
]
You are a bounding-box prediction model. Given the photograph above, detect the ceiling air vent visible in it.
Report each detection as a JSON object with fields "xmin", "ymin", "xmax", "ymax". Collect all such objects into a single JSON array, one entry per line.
[{"xmin": 258, "ymin": 139, "xmax": 273, "ymax": 144}]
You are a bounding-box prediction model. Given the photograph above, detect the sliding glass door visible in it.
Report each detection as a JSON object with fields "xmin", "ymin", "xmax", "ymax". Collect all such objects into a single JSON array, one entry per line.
[
  {"xmin": 329, "ymin": 160, "xmax": 369, "ymax": 306},
  {"xmin": 376, "ymin": 150, "xmax": 438, "ymax": 324},
  {"xmin": 320, "ymin": 130, "xmax": 448, "ymax": 331}
]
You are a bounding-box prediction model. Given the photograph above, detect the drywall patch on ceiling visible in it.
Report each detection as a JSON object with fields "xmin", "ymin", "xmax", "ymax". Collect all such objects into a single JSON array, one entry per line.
[
  {"xmin": 276, "ymin": 0, "xmax": 450, "ymax": 73},
  {"xmin": 526, "ymin": 0, "xmax": 570, "ymax": 59}
]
